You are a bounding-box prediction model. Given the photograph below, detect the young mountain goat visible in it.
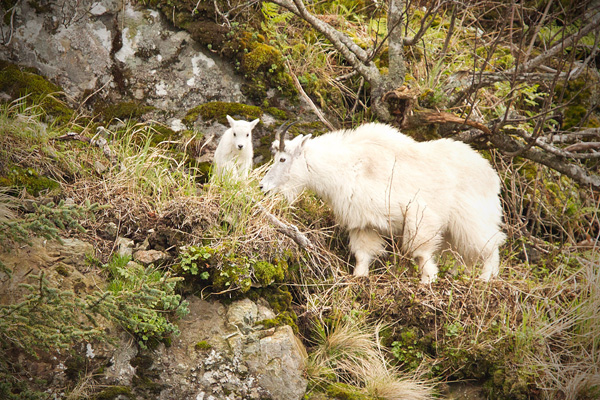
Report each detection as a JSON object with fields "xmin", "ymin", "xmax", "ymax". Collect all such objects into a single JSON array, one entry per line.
[
  {"xmin": 213, "ymin": 115, "xmax": 260, "ymax": 179},
  {"xmin": 260, "ymin": 122, "xmax": 505, "ymax": 284}
]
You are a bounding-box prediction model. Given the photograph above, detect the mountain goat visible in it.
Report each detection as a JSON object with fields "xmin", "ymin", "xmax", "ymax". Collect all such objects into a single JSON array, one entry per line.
[
  {"xmin": 213, "ymin": 115, "xmax": 260, "ymax": 179},
  {"xmin": 260, "ymin": 122, "xmax": 505, "ymax": 283}
]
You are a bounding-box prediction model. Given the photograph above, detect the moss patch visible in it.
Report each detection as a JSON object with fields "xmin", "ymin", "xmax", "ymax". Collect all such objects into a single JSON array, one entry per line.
[
  {"xmin": 195, "ymin": 340, "xmax": 212, "ymax": 351},
  {"xmin": 324, "ymin": 382, "xmax": 374, "ymax": 400},
  {"xmin": 93, "ymin": 386, "xmax": 133, "ymax": 400},
  {"xmin": 253, "ymin": 260, "xmax": 286, "ymax": 286},
  {"xmin": 0, "ymin": 61, "xmax": 73, "ymax": 123},
  {"xmin": 0, "ymin": 165, "xmax": 60, "ymax": 197},
  {"xmin": 222, "ymin": 29, "xmax": 297, "ymax": 102},
  {"xmin": 183, "ymin": 101, "xmax": 263, "ymax": 126},
  {"xmin": 98, "ymin": 101, "xmax": 155, "ymax": 122}
]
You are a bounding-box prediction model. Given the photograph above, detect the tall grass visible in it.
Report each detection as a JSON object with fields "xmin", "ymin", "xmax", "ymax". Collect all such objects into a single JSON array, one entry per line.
[
  {"xmin": 306, "ymin": 317, "xmax": 435, "ymax": 400},
  {"xmin": 516, "ymin": 253, "xmax": 600, "ymax": 399},
  {"xmin": 111, "ymin": 123, "xmax": 200, "ymax": 205}
]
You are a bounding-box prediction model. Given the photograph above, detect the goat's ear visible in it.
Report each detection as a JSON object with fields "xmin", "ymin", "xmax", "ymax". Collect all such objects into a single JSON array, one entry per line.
[
  {"xmin": 271, "ymin": 140, "xmax": 280, "ymax": 154},
  {"xmin": 226, "ymin": 115, "xmax": 235, "ymax": 126},
  {"xmin": 249, "ymin": 119, "xmax": 260, "ymax": 129},
  {"xmin": 300, "ymin": 134, "xmax": 312, "ymax": 148}
]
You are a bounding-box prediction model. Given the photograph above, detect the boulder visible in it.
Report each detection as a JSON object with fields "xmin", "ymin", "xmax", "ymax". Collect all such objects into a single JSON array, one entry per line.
[
  {"xmin": 1, "ymin": 0, "xmax": 247, "ymax": 126},
  {"xmin": 117, "ymin": 296, "xmax": 308, "ymax": 400}
]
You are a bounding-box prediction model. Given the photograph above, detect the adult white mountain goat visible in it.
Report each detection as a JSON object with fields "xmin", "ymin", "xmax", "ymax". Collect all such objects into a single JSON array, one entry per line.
[
  {"xmin": 260, "ymin": 122, "xmax": 505, "ymax": 283},
  {"xmin": 213, "ymin": 115, "xmax": 260, "ymax": 179}
]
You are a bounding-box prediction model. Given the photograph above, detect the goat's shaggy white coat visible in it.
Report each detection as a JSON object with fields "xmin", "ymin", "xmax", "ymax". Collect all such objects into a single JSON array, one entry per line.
[
  {"xmin": 260, "ymin": 123, "xmax": 505, "ymax": 283},
  {"xmin": 214, "ymin": 115, "xmax": 259, "ymax": 179}
]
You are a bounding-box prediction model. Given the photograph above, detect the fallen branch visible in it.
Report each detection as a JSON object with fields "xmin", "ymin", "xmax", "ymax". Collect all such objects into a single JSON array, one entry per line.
[
  {"xmin": 564, "ymin": 142, "xmax": 600, "ymax": 153},
  {"xmin": 56, "ymin": 128, "xmax": 117, "ymax": 165},
  {"xmin": 286, "ymin": 61, "xmax": 335, "ymax": 131},
  {"xmin": 403, "ymin": 111, "xmax": 492, "ymax": 135},
  {"xmin": 256, "ymin": 203, "xmax": 313, "ymax": 249}
]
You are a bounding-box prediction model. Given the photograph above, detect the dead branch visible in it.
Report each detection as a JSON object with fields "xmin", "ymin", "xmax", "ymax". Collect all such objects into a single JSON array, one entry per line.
[
  {"xmin": 445, "ymin": 15, "xmax": 600, "ymax": 97},
  {"xmin": 55, "ymin": 128, "xmax": 117, "ymax": 165},
  {"xmin": 548, "ymin": 128, "xmax": 600, "ymax": 144},
  {"xmin": 403, "ymin": 111, "xmax": 492, "ymax": 135},
  {"xmin": 286, "ymin": 61, "xmax": 335, "ymax": 131},
  {"xmin": 488, "ymin": 131, "xmax": 600, "ymax": 189},
  {"xmin": 256, "ymin": 203, "xmax": 313, "ymax": 249},
  {"xmin": 564, "ymin": 142, "xmax": 600, "ymax": 153}
]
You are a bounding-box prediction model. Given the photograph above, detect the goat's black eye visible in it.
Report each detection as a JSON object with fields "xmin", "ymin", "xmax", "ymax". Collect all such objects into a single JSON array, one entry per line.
[
  {"xmin": 279, "ymin": 157, "xmax": 286, "ymax": 162},
  {"xmin": 233, "ymin": 133, "xmax": 236, "ymax": 137},
  {"xmin": 246, "ymin": 133, "xmax": 249, "ymax": 137}
]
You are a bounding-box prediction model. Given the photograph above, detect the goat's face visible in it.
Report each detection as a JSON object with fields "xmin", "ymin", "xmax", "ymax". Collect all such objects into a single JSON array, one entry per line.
[
  {"xmin": 260, "ymin": 134, "xmax": 311, "ymax": 202},
  {"xmin": 227, "ymin": 115, "xmax": 259, "ymax": 151}
]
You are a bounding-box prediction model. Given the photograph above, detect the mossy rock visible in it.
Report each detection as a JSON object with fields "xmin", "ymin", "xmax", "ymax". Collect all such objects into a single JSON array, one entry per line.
[
  {"xmin": 253, "ymin": 260, "xmax": 286, "ymax": 286},
  {"xmin": 0, "ymin": 61, "xmax": 73, "ymax": 123},
  {"xmin": 93, "ymin": 386, "xmax": 133, "ymax": 400},
  {"xmin": 183, "ymin": 101, "xmax": 263, "ymax": 126},
  {"xmin": 250, "ymin": 286, "xmax": 298, "ymax": 333},
  {"xmin": 147, "ymin": 0, "xmax": 257, "ymax": 50},
  {"xmin": 195, "ymin": 340, "xmax": 212, "ymax": 351},
  {"xmin": 0, "ymin": 165, "xmax": 60, "ymax": 197},
  {"xmin": 99, "ymin": 101, "xmax": 155, "ymax": 122},
  {"xmin": 223, "ymin": 29, "xmax": 297, "ymax": 101},
  {"xmin": 324, "ymin": 382, "xmax": 375, "ymax": 400}
]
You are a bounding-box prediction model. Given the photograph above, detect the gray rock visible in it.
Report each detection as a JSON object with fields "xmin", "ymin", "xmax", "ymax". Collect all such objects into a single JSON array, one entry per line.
[
  {"xmin": 115, "ymin": 236, "xmax": 134, "ymax": 257},
  {"xmin": 104, "ymin": 221, "xmax": 118, "ymax": 238},
  {"xmin": 104, "ymin": 334, "xmax": 138, "ymax": 386},
  {"xmin": 117, "ymin": 296, "xmax": 307, "ymax": 400},
  {"xmin": 45, "ymin": 237, "xmax": 95, "ymax": 268},
  {"xmin": 133, "ymin": 249, "xmax": 169, "ymax": 266},
  {"xmin": 1, "ymin": 0, "xmax": 247, "ymax": 123}
]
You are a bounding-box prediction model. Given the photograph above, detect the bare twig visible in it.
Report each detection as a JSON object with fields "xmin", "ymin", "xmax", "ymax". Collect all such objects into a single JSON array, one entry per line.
[
  {"xmin": 256, "ymin": 203, "xmax": 313, "ymax": 250},
  {"xmin": 1, "ymin": 0, "xmax": 22, "ymax": 46},
  {"xmin": 55, "ymin": 129, "xmax": 118, "ymax": 165},
  {"xmin": 286, "ymin": 61, "xmax": 335, "ymax": 131}
]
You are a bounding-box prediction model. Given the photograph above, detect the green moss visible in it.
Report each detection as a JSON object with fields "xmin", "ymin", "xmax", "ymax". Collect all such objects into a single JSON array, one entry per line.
[
  {"xmin": 55, "ymin": 264, "xmax": 71, "ymax": 277},
  {"xmin": 223, "ymin": 29, "xmax": 297, "ymax": 101},
  {"xmin": 325, "ymin": 383, "xmax": 374, "ymax": 400},
  {"xmin": 93, "ymin": 386, "xmax": 133, "ymax": 400},
  {"xmin": 475, "ymin": 46, "xmax": 514, "ymax": 70},
  {"xmin": 0, "ymin": 165, "xmax": 60, "ymax": 197},
  {"xmin": 183, "ymin": 101, "xmax": 263, "ymax": 126},
  {"xmin": 100, "ymin": 101, "xmax": 155, "ymax": 122},
  {"xmin": 484, "ymin": 366, "xmax": 532, "ymax": 400},
  {"xmin": 0, "ymin": 61, "xmax": 73, "ymax": 123},
  {"xmin": 555, "ymin": 77, "xmax": 597, "ymax": 130},
  {"xmin": 253, "ymin": 260, "xmax": 286, "ymax": 286},
  {"xmin": 195, "ymin": 340, "xmax": 212, "ymax": 351},
  {"xmin": 252, "ymin": 286, "xmax": 298, "ymax": 333},
  {"xmin": 264, "ymin": 107, "xmax": 289, "ymax": 120},
  {"xmin": 212, "ymin": 257, "xmax": 253, "ymax": 293}
]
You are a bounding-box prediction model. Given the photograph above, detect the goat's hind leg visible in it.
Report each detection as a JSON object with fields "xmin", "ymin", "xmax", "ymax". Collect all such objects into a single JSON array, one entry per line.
[{"xmin": 349, "ymin": 228, "xmax": 384, "ymax": 277}]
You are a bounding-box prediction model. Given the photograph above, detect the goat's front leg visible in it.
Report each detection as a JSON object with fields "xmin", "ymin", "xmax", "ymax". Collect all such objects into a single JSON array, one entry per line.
[{"xmin": 349, "ymin": 228, "xmax": 384, "ymax": 277}]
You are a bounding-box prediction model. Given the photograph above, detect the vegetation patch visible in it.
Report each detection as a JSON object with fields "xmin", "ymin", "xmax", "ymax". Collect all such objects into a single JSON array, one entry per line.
[
  {"xmin": 0, "ymin": 165, "xmax": 60, "ymax": 197},
  {"xmin": 98, "ymin": 101, "xmax": 155, "ymax": 123},
  {"xmin": 183, "ymin": 101, "xmax": 263, "ymax": 126},
  {"xmin": 0, "ymin": 61, "xmax": 72, "ymax": 123}
]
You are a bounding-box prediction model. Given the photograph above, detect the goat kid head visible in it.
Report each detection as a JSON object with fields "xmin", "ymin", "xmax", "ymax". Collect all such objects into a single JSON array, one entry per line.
[
  {"xmin": 260, "ymin": 121, "xmax": 311, "ymax": 202},
  {"xmin": 226, "ymin": 115, "xmax": 259, "ymax": 151}
]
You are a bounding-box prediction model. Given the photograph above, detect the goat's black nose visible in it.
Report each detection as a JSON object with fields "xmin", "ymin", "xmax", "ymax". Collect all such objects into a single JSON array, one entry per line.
[
  {"xmin": 237, "ymin": 144, "xmax": 244, "ymax": 149},
  {"xmin": 259, "ymin": 184, "xmax": 263, "ymax": 190}
]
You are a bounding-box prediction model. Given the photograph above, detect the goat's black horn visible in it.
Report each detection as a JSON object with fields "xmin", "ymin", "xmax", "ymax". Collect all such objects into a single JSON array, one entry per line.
[{"xmin": 276, "ymin": 120, "xmax": 299, "ymax": 152}]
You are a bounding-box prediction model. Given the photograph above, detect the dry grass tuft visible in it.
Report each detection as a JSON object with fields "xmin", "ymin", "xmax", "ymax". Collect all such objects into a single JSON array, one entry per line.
[{"xmin": 307, "ymin": 317, "xmax": 435, "ymax": 399}]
